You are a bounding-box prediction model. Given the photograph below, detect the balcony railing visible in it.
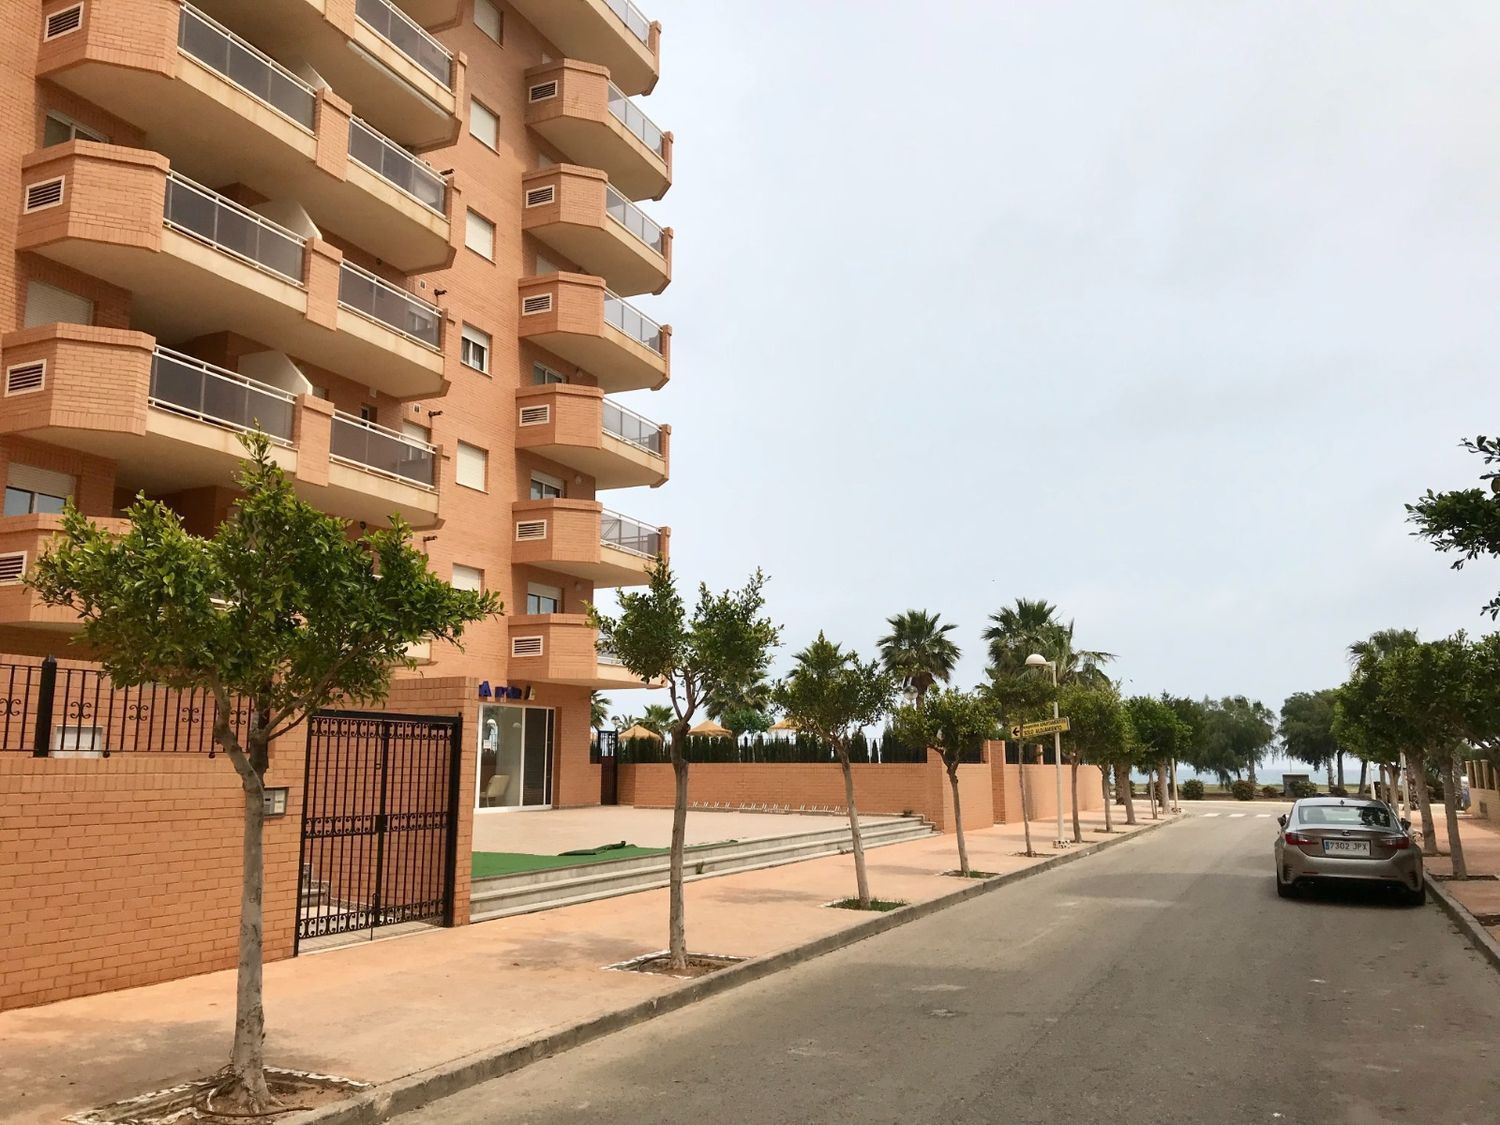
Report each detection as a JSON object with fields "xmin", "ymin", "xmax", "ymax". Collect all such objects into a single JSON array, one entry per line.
[
  {"xmin": 597, "ymin": 642, "xmax": 625, "ymax": 666},
  {"xmin": 603, "ymin": 0, "xmax": 653, "ymax": 46},
  {"xmin": 177, "ymin": 3, "xmax": 316, "ymax": 130},
  {"xmin": 601, "ymin": 510, "xmax": 660, "ymax": 557},
  {"xmin": 602, "ymin": 398, "xmax": 662, "ymax": 455},
  {"xmin": 164, "ymin": 172, "xmax": 307, "ymax": 283},
  {"xmin": 605, "ymin": 186, "xmax": 664, "ymax": 255},
  {"xmin": 603, "ymin": 289, "xmax": 662, "ymax": 353},
  {"xmin": 354, "ymin": 0, "xmax": 453, "ymax": 89},
  {"xmin": 348, "ymin": 117, "xmax": 447, "ymax": 214},
  {"xmin": 149, "ymin": 347, "xmax": 296, "ymax": 441},
  {"xmin": 330, "ymin": 412, "xmax": 437, "ymax": 488},
  {"xmin": 337, "ymin": 262, "xmax": 443, "ymax": 350},
  {"xmin": 607, "ymin": 83, "xmax": 665, "ymax": 157}
]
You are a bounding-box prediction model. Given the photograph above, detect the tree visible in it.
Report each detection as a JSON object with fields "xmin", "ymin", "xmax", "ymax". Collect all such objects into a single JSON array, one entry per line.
[
  {"xmin": 1280, "ymin": 690, "xmax": 1343, "ymax": 787},
  {"xmin": 982, "ymin": 671, "xmax": 1053, "ymax": 855},
  {"xmin": 1337, "ymin": 629, "xmax": 1429, "ymax": 843},
  {"xmin": 1205, "ymin": 697, "xmax": 1276, "ymax": 788},
  {"xmin": 709, "ymin": 676, "xmax": 773, "ymax": 739},
  {"xmin": 718, "ymin": 705, "xmax": 772, "ymax": 740},
  {"xmin": 1125, "ymin": 696, "xmax": 1188, "ymax": 820},
  {"xmin": 775, "ymin": 634, "xmax": 896, "ymax": 906},
  {"xmin": 591, "ymin": 691, "xmax": 611, "ymax": 729},
  {"xmin": 1060, "ymin": 680, "xmax": 1131, "ymax": 835},
  {"xmin": 1407, "ymin": 435, "xmax": 1500, "ymax": 618},
  {"xmin": 893, "ymin": 688, "xmax": 999, "ymax": 876},
  {"xmin": 592, "ymin": 561, "xmax": 778, "ymax": 969},
  {"xmin": 639, "ymin": 703, "xmax": 675, "ymax": 736},
  {"xmin": 878, "ymin": 609, "xmax": 960, "ymax": 709},
  {"xmin": 27, "ymin": 435, "xmax": 498, "ymax": 1112}
]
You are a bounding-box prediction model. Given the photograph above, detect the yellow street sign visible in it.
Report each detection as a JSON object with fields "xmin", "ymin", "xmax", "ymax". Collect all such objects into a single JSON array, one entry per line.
[
  {"xmin": 1020, "ymin": 717, "xmax": 1070, "ymax": 738},
  {"xmin": 1009, "ymin": 724, "xmax": 1023, "ymax": 740}
]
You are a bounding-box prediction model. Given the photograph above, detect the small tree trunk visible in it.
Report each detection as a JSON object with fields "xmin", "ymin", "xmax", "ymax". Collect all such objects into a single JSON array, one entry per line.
[
  {"xmin": 1248, "ymin": 760, "xmax": 1258, "ymax": 788},
  {"xmin": 1336, "ymin": 752, "xmax": 1345, "ymax": 790},
  {"xmin": 948, "ymin": 763, "xmax": 970, "ymax": 875},
  {"xmin": 668, "ymin": 727, "xmax": 690, "ymax": 969},
  {"xmin": 1158, "ymin": 764, "xmax": 1170, "ymax": 813},
  {"xmin": 1101, "ymin": 765, "xmax": 1114, "ymax": 833},
  {"xmin": 1170, "ymin": 759, "xmax": 1180, "ymax": 813},
  {"xmin": 1409, "ymin": 750, "xmax": 1438, "ymax": 859},
  {"xmin": 1016, "ymin": 752, "xmax": 1035, "ymax": 857},
  {"xmin": 1444, "ymin": 751, "xmax": 1468, "ymax": 879},
  {"xmin": 1118, "ymin": 762, "xmax": 1137, "ymax": 825},
  {"xmin": 1358, "ymin": 758, "xmax": 1368, "ymax": 794},
  {"xmin": 225, "ymin": 745, "xmax": 273, "ymax": 1112},
  {"xmin": 838, "ymin": 749, "xmax": 870, "ymax": 907},
  {"xmin": 1069, "ymin": 759, "xmax": 1081, "ymax": 843}
]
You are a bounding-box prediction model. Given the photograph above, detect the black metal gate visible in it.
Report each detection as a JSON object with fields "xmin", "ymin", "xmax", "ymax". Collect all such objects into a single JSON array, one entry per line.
[
  {"xmin": 598, "ymin": 729, "xmax": 619, "ymax": 805},
  {"xmin": 295, "ymin": 710, "xmax": 462, "ymax": 952}
]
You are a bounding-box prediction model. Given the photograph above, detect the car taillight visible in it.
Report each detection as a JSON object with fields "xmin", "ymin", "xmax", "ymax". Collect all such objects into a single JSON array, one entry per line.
[
  {"xmin": 1383, "ymin": 836, "xmax": 1410, "ymax": 850},
  {"xmin": 1284, "ymin": 831, "xmax": 1315, "ymax": 845}
]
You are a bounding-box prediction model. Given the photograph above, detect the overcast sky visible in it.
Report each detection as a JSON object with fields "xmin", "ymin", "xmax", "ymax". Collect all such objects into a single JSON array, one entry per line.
[{"xmin": 600, "ymin": 0, "xmax": 1500, "ymax": 727}]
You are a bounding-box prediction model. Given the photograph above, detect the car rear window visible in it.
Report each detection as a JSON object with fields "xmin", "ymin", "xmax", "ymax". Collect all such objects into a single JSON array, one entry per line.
[{"xmin": 1297, "ymin": 805, "xmax": 1395, "ymax": 829}]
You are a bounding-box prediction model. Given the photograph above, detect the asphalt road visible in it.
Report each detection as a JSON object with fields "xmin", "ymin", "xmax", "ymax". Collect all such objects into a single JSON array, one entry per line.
[{"xmin": 393, "ymin": 806, "xmax": 1500, "ymax": 1124}]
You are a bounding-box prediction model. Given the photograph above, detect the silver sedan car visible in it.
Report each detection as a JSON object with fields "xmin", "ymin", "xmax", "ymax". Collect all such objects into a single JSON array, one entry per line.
[{"xmin": 1273, "ymin": 797, "xmax": 1425, "ymax": 905}]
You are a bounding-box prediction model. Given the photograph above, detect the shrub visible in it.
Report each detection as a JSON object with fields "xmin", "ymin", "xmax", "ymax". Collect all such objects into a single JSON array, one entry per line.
[
  {"xmin": 1260, "ymin": 785, "xmax": 1280, "ymax": 798},
  {"xmin": 1230, "ymin": 779, "xmax": 1256, "ymax": 801},
  {"xmin": 1329, "ymin": 785, "xmax": 1348, "ymax": 798},
  {"xmin": 1288, "ymin": 779, "xmax": 1319, "ymax": 799},
  {"xmin": 1180, "ymin": 778, "xmax": 1205, "ymax": 800}
]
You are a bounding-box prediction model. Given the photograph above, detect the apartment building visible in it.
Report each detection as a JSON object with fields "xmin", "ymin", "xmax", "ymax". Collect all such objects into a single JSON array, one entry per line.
[{"xmin": 0, "ymin": 0, "xmax": 673, "ymax": 818}]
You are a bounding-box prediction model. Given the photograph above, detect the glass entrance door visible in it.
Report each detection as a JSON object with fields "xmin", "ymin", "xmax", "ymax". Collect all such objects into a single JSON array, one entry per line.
[{"xmin": 477, "ymin": 705, "xmax": 554, "ymax": 809}]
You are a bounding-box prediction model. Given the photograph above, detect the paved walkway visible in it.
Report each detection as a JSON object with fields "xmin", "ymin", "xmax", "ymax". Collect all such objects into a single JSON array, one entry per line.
[
  {"xmin": 0, "ymin": 810, "xmax": 1172, "ymax": 1123},
  {"xmin": 470, "ymin": 807, "xmax": 902, "ymax": 855},
  {"xmin": 1421, "ymin": 807, "xmax": 1500, "ymax": 938}
]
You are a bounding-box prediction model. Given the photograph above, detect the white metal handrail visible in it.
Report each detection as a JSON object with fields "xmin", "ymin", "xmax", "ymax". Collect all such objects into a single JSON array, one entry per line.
[
  {"xmin": 177, "ymin": 3, "xmax": 316, "ymax": 130},
  {"xmin": 164, "ymin": 172, "xmax": 306, "ymax": 284},
  {"xmin": 348, "ymin": 117, "xmax": 446, "ymax": 214},
  {"xmin": 603, "ymin": 0, "xmax": 652, "ymax": 45},
  {"xmin": 597, "ymin": 643, "xmax": 625, "ymax": 666},
  {"xmin": 607, "ymin": 83, "xmax": 665, "ymax": 156},
  {"xmin": 604, "ymin": 186, "xmax": 664, "ymax": 255},
  {"xmin": 330, "ymin": 410, "xmax": 437, "ymax": 488},
  {"xmin": 354, "ymin": 0, "xmax": 453, "ymax": 89},
  {"xmin": 602, "ymin": 396, "xmax": 662, "ymax": 454},
  {"xmin": 149, "ymin": 347, "xmax": 296, "ymax": 441},
  {"xmin": 600, "ymin": 509, "xmax": 661, "ymax": 557},
  {"xmin": 603, "ymin": 288, "xmax": 663, "ymax": 353},
  {"xmin": 337, "ymin": 261, "xmax": 443, "ymax": 350}
]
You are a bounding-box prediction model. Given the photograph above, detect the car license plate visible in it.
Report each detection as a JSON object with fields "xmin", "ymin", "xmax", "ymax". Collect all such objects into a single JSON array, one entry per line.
[{"xmin": 1323, "ymin": 839, "xmax": 1370, "ymax": 856}]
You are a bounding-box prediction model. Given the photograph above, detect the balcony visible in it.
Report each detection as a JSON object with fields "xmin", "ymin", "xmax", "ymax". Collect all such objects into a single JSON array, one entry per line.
[
  {"xmin": 505, "ymin": 0, "xmax": 660, "ymax": 97},
  {"xmin": 0, "ymin": 325, "xmax": 440, "ymax": 527},
  {"xmin": 522, "ymin": 166, "xmax": 670, "ymax": 296},
  {"xmin": 0, "ymin": 515, "xmax": 133, "ymax": 632},
  {"xmin": 17, "ymin": 143, "xmax": 447, "ymax": 400},
  {"xmin": 505, "ymin": 615, "xmax": 653, "ymax": 689},
  {"xmin": 517, "ymin": 274, "xmax": 668, "ymax": 393},
  {"xmin": 510, "ymin": 500, "xmax": 667, "ymax": 588},
  {"xmin": 526, "ymin": 61, "xmax": 671, "ymax": 201},
  {"xmin": 36, "ymin": 1, "xmax": 455, "ymax": 271},
  {"xmin": 515, "ymin": 384, "xmax": 667, "ymax": 490},
  {"xmin": 179, "ymin": 0, "xmax": 464, "ymax": 149}
]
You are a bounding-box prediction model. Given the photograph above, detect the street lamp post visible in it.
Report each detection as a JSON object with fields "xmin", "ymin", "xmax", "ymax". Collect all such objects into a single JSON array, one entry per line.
[{"xmin": 1026, "ymin": 653, "xmax": 1066, "ymax": 848}]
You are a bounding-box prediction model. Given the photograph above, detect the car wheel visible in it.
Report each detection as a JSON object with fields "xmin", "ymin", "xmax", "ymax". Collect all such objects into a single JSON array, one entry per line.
[
  {"xmin": 1276, "ymin": 874, "xmax": 1294, "ymax": 899},
  {"xmin": 1406, "ymin": 882, "xmax": 1427, "ymax": 907}
]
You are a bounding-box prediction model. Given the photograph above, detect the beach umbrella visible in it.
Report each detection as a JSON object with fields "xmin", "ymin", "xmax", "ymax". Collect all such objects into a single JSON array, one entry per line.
[
  {"xmin": 690, "ymin": 720, "xmax": 733, "ymax": 738},
  {"xmin": 618, "ymin": 723, "xmax": 663, "ymax": 742}
]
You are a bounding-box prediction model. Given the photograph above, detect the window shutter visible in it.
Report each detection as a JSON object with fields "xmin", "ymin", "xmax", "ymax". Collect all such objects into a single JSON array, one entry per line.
[{"xmin": 455, "ymin": 441, "xmax": 487, "ymax": 490}]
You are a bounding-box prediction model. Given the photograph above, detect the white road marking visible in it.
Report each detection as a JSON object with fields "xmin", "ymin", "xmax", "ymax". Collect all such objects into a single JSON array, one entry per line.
[
  {"xmin": 1256, "ymin": 814, "xmax": 1272, "ymax": 819},
  {"xmin": 1201, "ymin": 813, "xmax": 1221, "ymax": 818},
  {"xmin": 1229, "ymin": 813, "xmax": 1246, "ymax": 818}
]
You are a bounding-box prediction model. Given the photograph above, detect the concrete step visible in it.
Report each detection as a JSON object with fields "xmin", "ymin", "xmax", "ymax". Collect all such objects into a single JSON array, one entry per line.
[{"xmin": 470, "ymin": 818, "xmax": 935, "ymax": 924}]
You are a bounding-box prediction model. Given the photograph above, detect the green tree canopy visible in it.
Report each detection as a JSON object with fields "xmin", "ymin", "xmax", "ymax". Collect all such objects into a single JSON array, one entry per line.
[
  {"xmin": 878, "ymin": 609, "xmax": 960, "ymax": 709},
  {"xmin": 892, "ymin": 687, "xmax": 1000, "ymax": 875},
  {"xmin": 1279, "ymin": 690, "xmax": 1342, "ymax": 773},
  {"xmin": 1408, "ymin": 435, "xmax": 1500, "ymax": 618}
]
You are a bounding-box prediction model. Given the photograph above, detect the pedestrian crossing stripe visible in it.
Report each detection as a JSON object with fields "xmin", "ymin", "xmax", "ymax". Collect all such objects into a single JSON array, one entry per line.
[
  {"xmin": 1255, "ymin": 814, "xmax": 1271, "ymax": 818},
  {"xmin": 1201, "ymin": 813, "xmax": 1220, "ymax": 817},
  {"xmin": 1229, "ymin": 813, "xmax": 1246, "ymax": 818}
]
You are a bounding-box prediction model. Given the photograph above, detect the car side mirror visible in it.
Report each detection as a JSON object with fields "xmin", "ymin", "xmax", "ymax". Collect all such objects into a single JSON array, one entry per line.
[
  {"xmin": 1400, "ymin": 818, "xmax": 1411, "ymax": 831},
  {"xmin": 1277, "ymin": 814, "xmax": 1287, "ymax": 828}
]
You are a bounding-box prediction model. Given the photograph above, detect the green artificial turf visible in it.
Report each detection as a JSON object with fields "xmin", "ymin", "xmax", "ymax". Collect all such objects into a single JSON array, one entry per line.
[{"xmin": 472, "ymin": 844, "xmax": 667, "ymax": 879}]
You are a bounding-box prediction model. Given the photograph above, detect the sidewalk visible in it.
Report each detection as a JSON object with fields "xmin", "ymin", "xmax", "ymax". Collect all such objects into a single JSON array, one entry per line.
[
  {"xmin": 0, "ymin": 809, "xmax": 1174, "ymax": 1124},
  {"xmin": 1422, "ymin": 809, "xmax": 1500, "ymax": 938}
]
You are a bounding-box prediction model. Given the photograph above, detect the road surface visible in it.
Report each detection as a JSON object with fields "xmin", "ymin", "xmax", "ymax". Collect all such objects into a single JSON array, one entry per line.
[{"xmin": 393, "ymin": 805, "xmax": 1500, "ymax": 1124}]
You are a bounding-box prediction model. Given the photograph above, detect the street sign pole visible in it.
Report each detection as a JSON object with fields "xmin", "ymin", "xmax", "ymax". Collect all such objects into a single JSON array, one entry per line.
[{"xmin": 1051, "ymin": 691, "xmax": 1065, "ymax": 848}]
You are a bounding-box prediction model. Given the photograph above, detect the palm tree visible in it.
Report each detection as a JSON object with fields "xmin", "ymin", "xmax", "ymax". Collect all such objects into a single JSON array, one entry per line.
[
  {"xmin": 878, "ymin": 610, "xmax": 961, "ymax": 710},
  {"xmin": 591, "ymin": 692, "xmax": 611, "ymax": 729},
  {"xmin": 1347, "ymin": 628, "xmax": 1419, "ymax": 664},
  {"xmin": 640, "ymin": 703, "xmax": 675, "ymax": 736}
]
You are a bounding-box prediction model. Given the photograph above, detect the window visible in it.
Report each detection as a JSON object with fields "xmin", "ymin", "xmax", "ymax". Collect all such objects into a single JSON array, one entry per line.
[
  {"xmin": 532, "ymin": 362, "xmax": 566, "ymax": 385},
  {"xmin": 24, "ymin": 281, "xmax": 92, "ymax": 328},
  {"xmin": 452, "ymin": 564, "xmax": 483, "ymax": 592},
  {"xmin": 465, "ymin": 210, "xmax": 495, "ymax": 260},
  {"xmin": 359, "ymin": 403, "xmax": 377, "ymax": 423},
  {"xmin": 402, "ymin": 420, "xmax": 430, "ymax": 444},
  {"xmin": 530, "ymin": 471, "xmax": 564, "ymax": 501},
  {"xmin": 456, "ymin": 442, "xmax": 488, "ymax": 491},
  {"xmin": 527, "ymin": 583, "xmax": 562, "ymax": 615},
  {"xmin": 43, "ymin": 113, "xmax": 105, "ymax": 147},
  {"xmin": 460, "ymin": 324, "xmax": 491, "ymax": 373},
  {"xmin": 469, "ymin": 99, "xmax": 498, "ymax": 150},
  {"xmin": 534, "ymin": 253, "xmax": 558, "ymax": 275},
  {"xmin": 5, "ymin": 465, "xmax": 74, "ymax": 517},
  {"xmin": 474, "ymin": 0, "xmax": 502, "ymax": 42}
]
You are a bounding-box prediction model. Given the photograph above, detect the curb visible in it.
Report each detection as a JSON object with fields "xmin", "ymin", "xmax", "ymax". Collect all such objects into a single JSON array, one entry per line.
[
  {"xmin": 283, "ymin": 815, "xmax": 1181, "ymax": 1125},
  {"xmin": 1425, "ymin": 871, "xmax": 1500, "ymax": 974}
]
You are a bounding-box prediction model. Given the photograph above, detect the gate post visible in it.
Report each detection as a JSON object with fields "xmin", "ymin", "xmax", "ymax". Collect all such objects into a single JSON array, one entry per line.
[
  {"xmin": 31, "ymin": 656, "xmax": 57, "ymax": 758},
  {"xmin": 443, "ymin": 715, "xmax": 463, "ymax": 926}
]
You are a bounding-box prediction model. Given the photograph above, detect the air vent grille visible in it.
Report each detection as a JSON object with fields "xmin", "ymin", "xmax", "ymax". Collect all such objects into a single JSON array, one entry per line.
[
  {"xmin": 519, "ymin": 405, "xmax": 550, "ymax": 426},
  {"xmin": 0, "ymin": 553, "xmax": 27, "ymax": 584},
  {"xmin": 521, "ymin": 294, "xmax": 553, "ymax": 315},
  {"xmin": 528, "ymin": 81, "xmax": 559, "ymax": 102},
  {"xmin": 44, "ymin": 4, "xmax": 83, "ymax": 39},
  {"xmin": 24, "ymin": 178, "xmax": 64, "ymax": 212},
  {"xmin": 6, "ymin": 361, "xmax": 46, "ymax": 395},
  {"xmin": 525, "ymin": 186, "xmax": 556, "ymax": 207},
  {"xmin": 511, "ymin": 636, "xmax": 544, "ymax": 658},
  {"xmin": 515, "ymin": 520, "xmax": 547, "ymax": 541}
]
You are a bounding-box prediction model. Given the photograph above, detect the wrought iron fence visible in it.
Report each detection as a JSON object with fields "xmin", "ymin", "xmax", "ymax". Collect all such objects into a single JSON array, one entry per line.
[{"xmin": 0, "ymin": 657, "xmax": 248, "ymax": 756}]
